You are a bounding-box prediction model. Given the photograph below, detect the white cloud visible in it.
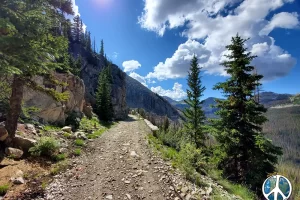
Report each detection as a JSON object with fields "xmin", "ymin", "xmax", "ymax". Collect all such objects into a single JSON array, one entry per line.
[
  {"xmin": 112, "ymin": 52, "xmax": 119, "ymax": 59},
  {"xmin": 70, "ymin": 0, "xmax": 87, "ymax": 32},
  {"xmin": 151, "ymin": 82, "xmax": 186, "ymax": 101},
  {"xmin": 139, "ymin": 0, "xmax": 298, "ymax": 81},
  {"xmin": 122, "ymin": 60, "xmax": 142, "ymax": 73},
  {"xmin": 146, "ymin": 39, "xmax": 211, "ymax": 80},
  {"xmin": 129, "ymin": 72, "xmax": 148, "ymax": 87},
  {"xmin": 260, "ymin": 12, "xmax": 299, "ymax": 35},
  {"xmin": 71, "ymin": 0, "xmax": 80, "ymax": 16}
]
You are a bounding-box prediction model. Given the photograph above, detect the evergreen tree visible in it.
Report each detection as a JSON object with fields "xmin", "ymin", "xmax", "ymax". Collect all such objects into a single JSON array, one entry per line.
[
  {"xmin": 100, "ymin": 39, "xmax": 104, "ymax": 56},
  {"xmin": 71, "ymin": 15, "xmax": 83, "ymax": 43},
  {"xmin": 211, "ymin": 35, "xmax": 282, "ymax": 190},
  {"xmin": 95, "ymin": 66, "xmax": 113, "ymax": 121},
  {"xmin": 0, "ymin": 0, "xmax": 72, "ymax": 143},
  {"xmin": 183, "ymin": 55, "xmax": 206, "ymax": 148}
]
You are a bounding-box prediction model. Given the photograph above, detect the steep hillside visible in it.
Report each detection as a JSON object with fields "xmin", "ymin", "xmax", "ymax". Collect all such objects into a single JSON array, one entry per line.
[{"xmin": 126, "ymin": 76, "xmax": 181, "ymax": 120}]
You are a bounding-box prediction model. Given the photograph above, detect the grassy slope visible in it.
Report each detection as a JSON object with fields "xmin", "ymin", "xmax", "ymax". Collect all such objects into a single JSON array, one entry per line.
[{"xmin": 263, "ymin": 106, "xmax": 300, "ymax": 199}]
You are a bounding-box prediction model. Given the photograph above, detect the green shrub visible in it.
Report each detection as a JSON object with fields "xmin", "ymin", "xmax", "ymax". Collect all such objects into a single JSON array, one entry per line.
[
  {"xmin": 74, "ymin": 148, "xmax": 81, "ymax": 156},
  {"xmin": 63, "ymin": 133, "xmax": 72, "ymax": 138},
  {"xmin": 44, "ymin": 125, "xmax": 61, "ymax": 132},
  {"xmin": 50, "ymin": 161, "xmax": 69, "ymax": 175},
  {"xmin": 80, "ymin": 116, "xmax": 101, "ymax": 131},
  {"xmin": 87, "ymin": 129, "xmax": 105, "ymax": 139},
  {"xmin": 54, "ymin": 153, "xmax": 67, "ymax": 161},
  {"xmin": 65, "ymin": 111, "xmax": 81, "ymax": 131},
  {"xmin": 0, "ymin": 184, "xmax": 9, "ymax": 196},
  {"xmin": 74, "ymin": 139, "xmax": 84, "ymax": 146},
  {"xmin": 29, "ymin": 137, "xmax": 60, "ymax": 157}
]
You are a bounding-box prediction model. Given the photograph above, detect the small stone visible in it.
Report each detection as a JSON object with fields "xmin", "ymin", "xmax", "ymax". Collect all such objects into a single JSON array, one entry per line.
[
  {"xmin": 62, "ymin": 126, "xmax": 72, "ymax": 133},
  {"xmin": 125, "ymin": 194, "xmax": 131, "ymax": 199},
  {"xmin": 15, "ymin": 170, "xmax": 24, "ymax": 177},
  {"xmin": 170, "ymin": 186, "xmax": 174, "ymax": 191},
  {"xmin": 130, "ymin": 151, "xmax": 139, "ymax": 157},
  {"xmin": 181, "ymin": 186, "xmax": 189, "ymax": 193},
  {"xmin": 124, "ymin": 180, "xmax": 130, "ymax": 184},
  {"xmin": 185, "ymin": 194, "xmax": 191, "ymax": 200},
  {"xmin": 13, "ymin": 177, "xmax": 25, "ymax": 184},
  {"xmin": 105, "ymin": 194, "xmax": 113, "ymax": 199}
]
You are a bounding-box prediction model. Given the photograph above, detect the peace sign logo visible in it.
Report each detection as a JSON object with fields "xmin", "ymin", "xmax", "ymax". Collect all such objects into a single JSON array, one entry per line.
[{"xmin": 262, "ymin": 175, "xmax": 292, "ymax": 200}]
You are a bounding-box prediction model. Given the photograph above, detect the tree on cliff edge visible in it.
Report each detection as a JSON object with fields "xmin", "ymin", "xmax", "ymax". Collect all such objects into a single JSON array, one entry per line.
[{"xmin": 211, "ymin": 34, "xmax": 282, "ymax": 190}]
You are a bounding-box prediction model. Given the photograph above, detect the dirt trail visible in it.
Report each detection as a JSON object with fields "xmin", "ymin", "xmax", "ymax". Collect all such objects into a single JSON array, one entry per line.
[{"xmin": 35, "ymin": 115, "xmax": 181, "ymax": 200}]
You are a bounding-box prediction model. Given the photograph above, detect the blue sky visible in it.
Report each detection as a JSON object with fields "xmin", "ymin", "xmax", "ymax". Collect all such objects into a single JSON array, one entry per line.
[{"xmin": 73, "ymin": 0, "xmax": 300, "ymax": 100}]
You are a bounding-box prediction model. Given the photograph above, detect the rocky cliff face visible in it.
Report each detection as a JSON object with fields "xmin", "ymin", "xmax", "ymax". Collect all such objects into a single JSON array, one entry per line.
[
  {"xmin": 80, "ymin": 58, "xmax": 128, "ymax": 120},
  {"xmin": 126, "ymin": 76, "xmax": 181, "ymax": 120},
  {"xmin": 23, "ymin": 73, "xmax": 85, "ymax": 124}
]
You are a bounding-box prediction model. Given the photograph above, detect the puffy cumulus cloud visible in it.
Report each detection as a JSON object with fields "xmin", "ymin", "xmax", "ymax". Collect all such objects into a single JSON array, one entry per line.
[
  {"xmin": 129, "ymin": 72, "xmax": 148, "ymax": 87},
  {"xmin": 122, "ymin": 60, "xmax": 142, "ymax": 72},
  {"xmin": 146, "ymin": 40, "xmax": 211, "ymax": 80},
  {"xmin": 260, "ymin": 12, "xmax": 299, "ymax": 35},
  {"xmin": 151, "ymin": 82, "xmax": 186, "ymax": 101},
  {"xmin": 140, "ymin": 0, "xmax": 298, "ymax": 81},
  {"xmin": 250, "ymin": 39, "xmax": 297, "ymax": 80}
]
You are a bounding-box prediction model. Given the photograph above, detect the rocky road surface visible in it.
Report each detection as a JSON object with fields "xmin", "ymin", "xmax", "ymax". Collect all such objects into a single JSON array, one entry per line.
[{"xmin": 31, "ymin": 115, "xmax": 239, "ymax": 200}]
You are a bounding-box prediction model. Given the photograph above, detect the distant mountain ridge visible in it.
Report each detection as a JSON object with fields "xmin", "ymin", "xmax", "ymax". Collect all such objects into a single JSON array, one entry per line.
[{"xmin": 163, "ymin": 92, "xmax": 296, "ymax": 118}]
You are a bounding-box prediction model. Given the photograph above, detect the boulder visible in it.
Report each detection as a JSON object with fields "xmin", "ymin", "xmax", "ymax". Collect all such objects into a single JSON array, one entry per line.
[
  {"xmin": 144, "ymin": 119, "xmax": 159, "ymax": 132},
  {"xmin": 74, "ymin": 131, "xmax": 87, "ymax": 140},
  {"xmin": 0, "ymin": 125, "xmax": 8, "ymax": 141},
  {"xmin": 62, "ymin": 126, "xmax": 72, "ymax": 133},
  {"xmin": 5, "ymin": 147, "xmax": 24, "ymax": 158},
  {"xmin": 23, "ymin": 72, "xmax": 85, "ymax": 124},
  {"xmin": 13, "ymin": 135, "xmax": 37, "ymax": 152},
  {"xmin": 25, "ymin": 124, "xmax": 37, "ymax": 134}
]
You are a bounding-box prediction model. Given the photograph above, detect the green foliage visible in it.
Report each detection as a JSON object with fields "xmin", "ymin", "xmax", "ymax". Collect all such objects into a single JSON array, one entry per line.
[
  {"xmin": 0, "ymin": 184, "xmax": 9, "ymax": 196},
  {"xmin": 65, "ymin": 111, "xmax": 81, "ymax": 131},
  {"xmin": 29, "ymin": 137, "xmax": 60, "ymax": 157},
  {"xmin": 74, "ymin": 148, "xmax": 81, "ymax": 156},
  {"xmin": 53, "ymin": 153, "xmax": 67, "ymax": 162},
  {"xmin": 95, "ymin": 66, "xmax": 113, "ymax": 121},
  {"xmin": 209, "ymin": 169, "xmax": 256, "ymax": 200},
  {"xmin": 21, "ymin": 105, "xmax": 40, "ymax": 119},
  {"xmin": 44, "ymin": 125, "xmax": 61, "ymax": 132},
  {"xmin": 211, "ymin": 35, "xmax": 282, "ymax": 190},
  {"xmin": 1, "ymin": 0, "xmax": 73, "ymax": 137},
  {"xmin": 74, "ymin": 139, "xmax": 84, "ymax": 146},
  {"xmin": 157, "ymin": 128, "xmax": 183, "ymax": 150},
  {"xmin": 79, "ymin": 116, "xmax": 102, "ymax": 131},
  {"xmin": 183, "ymin": 55, "xmax": 206, "ymax": 148},
  {"xmin": 87, "ymin": 129, "xmax": 106, "ymax": 139},
  {"xmin": 69, "ymin": 55, "xmax": 82, "ymax": 77},
  {"xmin": 50, "ymin": 161, "xmax": 69, "ymax": 175},
  {"xmin": 63, "ymin": 133, "xmax": 72, "ymax": 138}
]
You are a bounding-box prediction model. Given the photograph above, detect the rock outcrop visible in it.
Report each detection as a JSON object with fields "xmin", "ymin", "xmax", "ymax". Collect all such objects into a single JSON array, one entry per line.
[
  {"xmin": 81, "ymin": 58, "xmax": 128, "ymax": 120},
  {"xmin": 23, "ymin": 72, "xmax": 85, "ymax": 124}
]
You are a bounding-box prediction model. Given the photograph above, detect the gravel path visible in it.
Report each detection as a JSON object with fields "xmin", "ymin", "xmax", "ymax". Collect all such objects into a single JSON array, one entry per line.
[
  {"xmin": 30, "ymin": 115, "xmax": 239, "ymax": 200},
  {"xmin": 42, "ymin": 116, "xmax": 182, "ymax": 200}
]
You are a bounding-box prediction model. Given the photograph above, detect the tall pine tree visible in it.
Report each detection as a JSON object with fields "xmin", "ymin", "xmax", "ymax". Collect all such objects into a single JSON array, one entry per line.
[
  {"xmin": 100, "ymin": 39, "xmax": 104, "ymax": 56},
  {"xmin": 95, "ymin": 66, "xmax": 113, "ymax": 121},
  {"xmin": 183, "ymin": 55, "xmax": 206, "ymax": 148},
  {"xmin": 211, "ymin": 35, "xmax": 282, "ymax": 190}
]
